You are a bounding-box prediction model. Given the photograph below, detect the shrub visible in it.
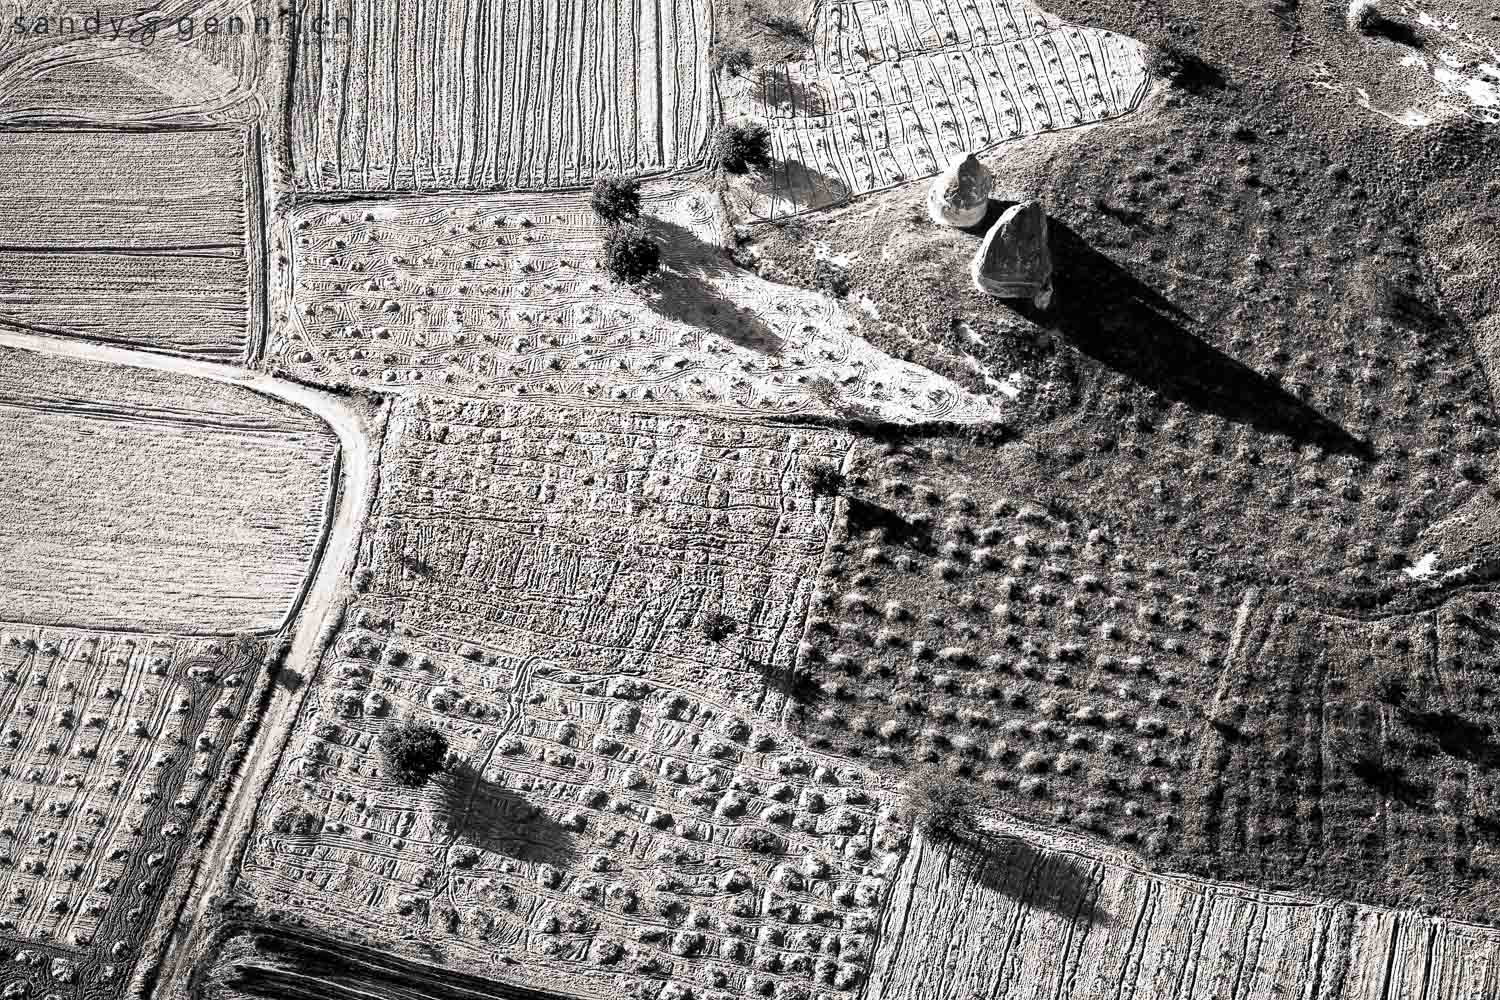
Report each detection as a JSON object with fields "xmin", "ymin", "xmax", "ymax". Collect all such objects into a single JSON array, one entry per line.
[
  {"xmin": 599, "ymin": 224, "xmax": 661, "ymax": 283},
  {"xmin": 901, "ymin": 767, "xmax": 983, "ymax": 841},
  {"xmin": 590, "ymin": 174, "xmax": 642, "ymax": 222},
  {"xmin": 809, "ymin": 461, "xmax": 845, "ymax": 497},
  {"xmin": 713, "ymin": 43, "xmax": 754, "ymax": 77},
  {"xmin": 714, "ymin": 120, "xmax": 773, "ymax": 174},
  {"xmin": 270, "ymin": 804, "xmax": 320, "ymax": 835},
  {"xmin": 378, "ymin": 720, "xmax": 449, "ymax": 787},
  {"xmin": 702, "ymin": 611, "xmax": 736, "ymax": 643}
]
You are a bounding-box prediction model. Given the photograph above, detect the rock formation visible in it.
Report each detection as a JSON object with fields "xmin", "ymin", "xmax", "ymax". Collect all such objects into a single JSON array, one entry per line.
[
  {"xmin": 927, "ymin": 152, "xmax": 993, "ymax": 228},
  {"xmin": 971, "ymin": 200, "xmax": 1053, "ymax": 309}
]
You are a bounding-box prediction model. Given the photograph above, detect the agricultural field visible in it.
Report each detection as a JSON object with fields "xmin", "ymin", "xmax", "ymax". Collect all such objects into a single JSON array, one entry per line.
[
  {"xmin": 801, "ymin": 440, "xmax": 1227, "ymax": 856},
  {"xmin": 290, "ymin": 0, "xmax": 714, "ymax": 192},
  {"xmin": 0, "ymin": 126, "xmax": 260, "ymax": 363},
  {"xmin": 228, "ymin": 398, "xmax": 919, "ymax": 998},
  {"xmin": 867, "ymin": 823, "xmax": 1500, "ymax": 1000},
  {"xmin": 725, "ymin": 0, "xmax": 1150, "ymax": 218},
  {"xmin": 0, "ymin": 625, "xmax": 267, "ymax": 998},
  {"xmin": 271, "ymin": 180, "xmax": 1001, "ymax": 421},
  {"xmin": 0, "ymin": 1, "xmax": 265, "ymax": 122},
  {"xmin": 1190, "ymin": 590, "xmax": 1500, "ymax": 920},
  {"xmin": 0, "ymin": 346, "xmax": 338, "ymax": 634}
]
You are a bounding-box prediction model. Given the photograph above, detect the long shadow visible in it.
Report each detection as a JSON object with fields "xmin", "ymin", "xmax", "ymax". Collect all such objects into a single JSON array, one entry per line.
[
  {"xmin": 749, "ymin": 157, "xmax": 851, "ymax": 215},
  {"xmin": 1399, "ymin": 708, "xmax": 1500, "ymax": 768},
  {"xmin": 1013, "ymin": 219, "xmax": 1372, "ymax": 460},
  {"xmin": 760, "ymin": 67, "xmax": 831, "ymax": 116},
  {"xmin": 436, "ymin": 759, "xmax": 579, "ymax": 869},
  {"xmin": 1348, "ymin": 753, "xmax": 1431, "ymax": 806},
  {"xmin": 643, "ymin": 217, "xmax": 785, "ymax": 355},
  {"xmin": 846, "ymin": 496, "xmax": 936, "ymax": 553},
  {"xmin": 217, "ymin": 927, "xmax": 574, "ymax": 1000},
  {"xmin": 942, "ymin": 831, "xmax": 1109, "ymax": 925}
]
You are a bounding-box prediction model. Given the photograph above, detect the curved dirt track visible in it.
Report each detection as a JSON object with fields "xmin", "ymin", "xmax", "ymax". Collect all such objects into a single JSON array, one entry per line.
[{"xmin": 0, "ymin": 327, "xmax": 376, "ymax": 997}]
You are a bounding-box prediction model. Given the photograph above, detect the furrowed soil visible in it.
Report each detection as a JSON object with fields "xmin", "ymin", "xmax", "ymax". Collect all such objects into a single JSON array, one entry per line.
[{"xmin": 0, "ymin": 127, "xmax": 258, "ymax": 363}]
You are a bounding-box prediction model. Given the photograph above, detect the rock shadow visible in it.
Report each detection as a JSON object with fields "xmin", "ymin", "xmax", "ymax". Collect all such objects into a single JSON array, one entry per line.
[
  {"xmin": 643, "ymin": 218, "xmax": 786, "ymax": 355},
  {"xmin": 943, "ymin": 831, "xmax": 1109, "ymax": 926},
  {"xmin": 1014, "ymin": 219, "xmax": 1373, "ymax": 460},
  {"xmin": 436, "ymin": 758, "xmax": 580, "ymax": 869}
]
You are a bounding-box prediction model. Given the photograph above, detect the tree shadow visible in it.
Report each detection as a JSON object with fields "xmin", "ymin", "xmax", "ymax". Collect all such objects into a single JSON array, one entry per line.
[
  {"xmin": 1399, "ymin": 708, "xmax": 1500, "ymax": 769},
  {"xmin": 1348, "ymin": 753, "xmax": 1432, "ymax": 805},
  {"xmin": 436, "ymin": 759, "xmax": 580, "ymax": 869},
  {"xmin": 846, "ymin": 496, "xmax": 936, "ymax": 553},
  {"xmin": 759, "ymin": 67, "xmax": 831, "ymax": 116},
  {"xmin": 1011, "ymin": 219, "xmax": 1372, "ymax": 460},
  {"xmin": 749, "ymin": 157, "xmax": 851, "ymax": 217},
  {"xmin": 942, "ymin": 831, "xmax": 1109, "ymax": 926},
  {"xmin": 642, "ymin": 218, "xmax": 786, "ymax": 355}
]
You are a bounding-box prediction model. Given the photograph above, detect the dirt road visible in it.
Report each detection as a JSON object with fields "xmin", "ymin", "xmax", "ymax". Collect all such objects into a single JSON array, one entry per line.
[{"xmin": 0, "ymin": 328, "xmax": 377, "ymax": 998}]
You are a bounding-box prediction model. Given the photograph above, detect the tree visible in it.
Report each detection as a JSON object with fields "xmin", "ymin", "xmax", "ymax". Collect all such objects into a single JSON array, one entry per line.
[
  {"xmin": 901, "ymin": 767, "xmax": 984, "ymax": 842},
  {"xmin": 379, "ymin": 720, "xmax": 450, "ymax": 788},
  {"xmin": 590, "ymin": 173, "xmax": 642, "ymax": 223},
  {"xmin": 714, "ymin": 121, "xmax": 773, "ymax": 174},
  {"xmin": 808, "ymin": 460, "xmax": 845, "ymax": 498},
  {"xmin": 712, "ymin": 43, "xmax": 754, "ymax": 77},
  {"xmin": 701, "ymin": 610, "xmax": 736, "ymax": 643},
  {"xmin": 600, "ymin": 223, "xmax": 661, "ymax": 284}
]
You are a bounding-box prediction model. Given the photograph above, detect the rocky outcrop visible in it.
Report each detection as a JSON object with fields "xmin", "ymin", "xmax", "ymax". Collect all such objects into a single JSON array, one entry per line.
[
  {"xmin": 927, "ymin": 152, "xmax": 993, "ymax": 228},
  {"xmin": 971, "ymin": 200, "xmax": 1053, "ymax": 309}
]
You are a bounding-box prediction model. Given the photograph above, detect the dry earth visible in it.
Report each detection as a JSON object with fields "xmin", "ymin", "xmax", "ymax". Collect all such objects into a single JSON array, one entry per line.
[{"xmin": 0, "ymin": 0, "xmax": 1497, "ymax": 996}]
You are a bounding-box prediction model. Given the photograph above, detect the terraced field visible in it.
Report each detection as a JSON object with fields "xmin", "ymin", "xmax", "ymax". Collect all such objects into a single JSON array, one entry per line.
[
  {"xmin": 1189, "ymin": 590, "xmax": 1500, "ymax": 917},
  {"xmin": 0, "ymin": 346, "xmax": 338, "ymax": 634},
  {"xmin": 868, "ymin": 823, "xmax": 1500, "ymax": 1000},
  {"xmin": 0, "ymin": 126, "xmax": 261, "ymax": 363},
  {"xmin": 736, "ymin": 0, "xmax": 1150, "ymax": 217},
  {"xmin": 291, "ymin": 0, "xmax": 714, "ymax": 192},
  {"xmin": 273, "ymin": 181, "xmax": 1001, "ymax": 421}
]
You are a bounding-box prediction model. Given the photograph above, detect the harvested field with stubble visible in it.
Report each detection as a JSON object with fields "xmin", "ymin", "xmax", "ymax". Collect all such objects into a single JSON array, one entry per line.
[
  {"xmin": 0, "ymin": 126, "xmax": 259, "ymax": 363},
  {"xmin": 0, "ymin": 626, "xmax": 265, "ymax": 997},
  {"xmin": 229, "ymin": 398, "xmax": 921, "ymax": 999},
  {"xmin": 273, "ymin": 180, "xmax": 1002, "ymax": 421},
  {"xmin": 292, "ymin": 0, "xmax": 714, "ymax": 192},
  {"xmin": 0, "ymin": 347, "xmax": 338, "ymax": 633},
  {"xmin": 867, "ymin": 823, "xmax": 1500, "ymax": 1000}
]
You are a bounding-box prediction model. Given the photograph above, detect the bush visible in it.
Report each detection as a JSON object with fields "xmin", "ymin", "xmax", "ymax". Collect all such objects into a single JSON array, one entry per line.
[
  {"xmin": 714, "ymin": 121, "xmax": 773, "ymax": 174},
  {"xmin": 808, "ymin": 461, "xmax": 845, "ymax": 497},
  {"xmin": 713, "ymin": 43, "xmax": 754, "ymax": 77},
  {"xmin": 378, "ymin": 720, "xmax": 449, "ymax": 787},
  {"xmin": 599, "ymin": 224, "xmax": 661, "ymax": 284},
  {"xmin": 701, "ymin": 611, "xmax": 736, "ymax": 643},
  {"xmin": 270, "ymin": 804, "xmax": 320, "ymax": 835},
  {"xmin": 901, "ymin": 766, "xmax": 984, "ymax": 841},
  {"xmin": 590, "ymin": 174, "xmax": 641, "ymax": 223}
]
